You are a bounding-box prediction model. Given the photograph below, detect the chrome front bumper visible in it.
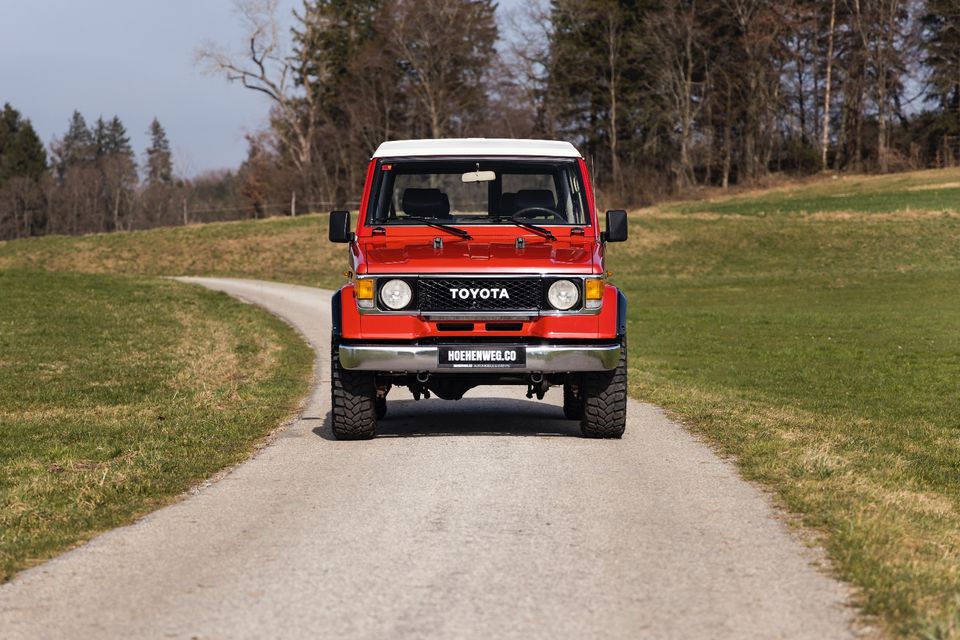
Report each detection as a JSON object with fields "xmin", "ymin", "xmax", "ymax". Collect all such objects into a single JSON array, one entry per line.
[{"xmin": 338, "ymin": 343, "xmax": 621, "ymax": 373}]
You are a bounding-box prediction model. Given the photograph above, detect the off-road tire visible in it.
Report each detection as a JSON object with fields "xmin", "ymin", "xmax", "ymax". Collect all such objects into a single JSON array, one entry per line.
[
  {"xmin": 579, "ymin": 338, "xmax": 627, "ymax": 438},
  {"xmin": 330, "ymin": 342, "xmax": 377, "ymax": 440},
  {"xmin": 375, "ymin": 396, "xmax": 387, "ymax": 420},
  {"xmin": 562, "ymin": 383, "xmax": 582, "ymax": 420}
]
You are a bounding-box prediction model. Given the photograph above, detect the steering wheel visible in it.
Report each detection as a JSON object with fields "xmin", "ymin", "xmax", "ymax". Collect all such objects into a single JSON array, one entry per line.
[{"xmin": 510, "ymin": 206, "xmax": 565, "ymax": 221}]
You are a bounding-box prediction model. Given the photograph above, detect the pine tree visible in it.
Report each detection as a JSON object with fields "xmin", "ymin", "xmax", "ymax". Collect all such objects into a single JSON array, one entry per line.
[
  {"xmin": 0, "ymin": 103, "xmax": 47, "ymax": 187},
  {"xmin": 105, "ymin": 116, "xmax": 133, "ymax": 157},
  {"xmin": 145, "ymin": 117, "xmax": 173, "ymax": 184},
  {"xmin": 93, "ymin": 116, "xmax": 109, "ymax": 158},
  {"xmin": 7, "ymin": 122, "xmax": 47, "ymax": 181},
  {"xmin": 53, "ymin": 110, "xmax": 95, "ymax": 178},
  {"xmin": 922, "ymin": 0, "xmax": 960, "ymax": 128},
  {"xmin": 0, "ymin": 103, "xmax": 20, "ymax": 154},
  {"xmin": 93, "ymin": 115, "xmax": 138, "ymax": 231}
]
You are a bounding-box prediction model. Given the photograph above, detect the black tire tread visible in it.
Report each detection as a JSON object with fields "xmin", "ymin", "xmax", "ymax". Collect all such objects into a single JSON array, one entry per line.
[
  {"xmin": 330, "ymin": 344, "xmax": 377, "ymax": 440},
  {"xmin": 579, "ymin": 338, "xmax": 627, "ymax": 438}
]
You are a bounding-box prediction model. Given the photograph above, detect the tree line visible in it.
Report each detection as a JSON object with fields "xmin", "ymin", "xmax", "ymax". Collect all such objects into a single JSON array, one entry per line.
[
  {"xmin": 208, "ymin": 0, "xmax": 960, "ymax": 210},
  {"xmin": 3, "ymin": 0, "xmax": 959, "ymax": 241},
  {"xmin": 0, "ymin": 106, "xmax": 241, "ymax": 240},
  {"xmin": 540, "ymin": 0, "xmax": 960, "ymax": 198}
]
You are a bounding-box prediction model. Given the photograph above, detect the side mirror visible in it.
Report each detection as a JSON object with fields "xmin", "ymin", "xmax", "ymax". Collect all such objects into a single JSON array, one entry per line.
[
  {"xmin": 603, "ymin": 209, "xmax": 628, "ymax": 243},
  {"xmin": 329, "ymin": 210, "xmax": 354, "ymax": 243}
]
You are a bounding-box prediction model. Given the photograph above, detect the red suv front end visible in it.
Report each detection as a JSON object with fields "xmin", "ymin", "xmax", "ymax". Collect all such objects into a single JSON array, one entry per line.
[{"xmin": 328, "ymin": 139, "xmax": 628, "ymax": 439}]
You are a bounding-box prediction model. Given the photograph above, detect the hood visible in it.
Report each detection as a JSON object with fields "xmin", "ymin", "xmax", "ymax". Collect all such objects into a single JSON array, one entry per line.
[{"xmin": 357, "ymin": 233, "xmax": 600, "ymax": 275}]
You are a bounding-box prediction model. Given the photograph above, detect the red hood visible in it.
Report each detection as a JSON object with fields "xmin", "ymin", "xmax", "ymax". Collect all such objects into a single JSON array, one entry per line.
[{"xmin": 355, "ymin": 232, "xmax": 601, "ymax": 275}]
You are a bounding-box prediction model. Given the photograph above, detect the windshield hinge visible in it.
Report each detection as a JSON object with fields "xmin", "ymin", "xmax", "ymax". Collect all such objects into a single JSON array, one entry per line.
[
  {"xmin": 515, "ymin": 236, "xmax": 525, "ymax": 249},
  {"xmin": 433, "ymin": 236, "xmax": 443, "ymax": 250}
]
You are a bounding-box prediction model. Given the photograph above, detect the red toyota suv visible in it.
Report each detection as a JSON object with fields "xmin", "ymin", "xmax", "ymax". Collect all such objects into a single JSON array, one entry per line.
[{"xmin": 328, "ymin": 139, "xmax": 628, "ymax": 439}]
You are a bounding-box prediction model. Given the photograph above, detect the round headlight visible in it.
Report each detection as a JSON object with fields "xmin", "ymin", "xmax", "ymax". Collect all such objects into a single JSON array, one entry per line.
[
  {"xmin": 379, "ymin": 279, "xmax": 412, "ymax": 310},
  {"xmin": 547, "ymin": 279, "xmax": 579, "ymax": 310}
]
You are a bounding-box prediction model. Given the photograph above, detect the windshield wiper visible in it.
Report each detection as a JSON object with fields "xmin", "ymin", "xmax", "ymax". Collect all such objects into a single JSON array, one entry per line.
[
  {"xmin": 492, "ymin": 216, "xmax": 557, "ymax": 241},
  {"xmin": 388, "ymin": 216, "xmax": 472, "ymax": 240}
]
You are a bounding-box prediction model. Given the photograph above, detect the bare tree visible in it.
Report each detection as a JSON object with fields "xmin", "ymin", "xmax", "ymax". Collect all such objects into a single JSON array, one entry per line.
[
  {"xmin": 643, "ymin": 0, "xmax": 707, "ymax": 186},
  {"xmin": 197, "ymin": 0, "xmax": 322, "ymax": 196}
]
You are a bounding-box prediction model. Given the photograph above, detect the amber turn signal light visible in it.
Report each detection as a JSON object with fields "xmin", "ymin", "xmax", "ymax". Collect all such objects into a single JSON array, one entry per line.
[
  {"xmin": 585, "ymin": 278, "xmax": 604, "ymax": 300},
  {"xmin": 356, "ymin": 279, "xmax": 375, "ymax": 300}
]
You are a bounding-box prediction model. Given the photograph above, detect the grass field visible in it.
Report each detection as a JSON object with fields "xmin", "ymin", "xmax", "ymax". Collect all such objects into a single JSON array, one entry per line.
[
  {"xmin": 1, "ymin": 167, "xmax": 959, "ymax": 636},
  {"xmin": 0, "ymin": 271, "xmax": 313, "ymax": 581}
]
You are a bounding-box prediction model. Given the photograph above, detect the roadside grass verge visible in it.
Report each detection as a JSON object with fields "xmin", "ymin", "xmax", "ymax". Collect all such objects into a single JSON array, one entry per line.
[
  {"xmin": 2, "ymin": 169, "xmax": 959, "ymax": 635},
  {"xmin": 0, "ymin": 270, "xmax": 313, "ymax": 581},
  {"xmin": 613, "ymin": 206, "xmax": 960, "ymax": 637}
]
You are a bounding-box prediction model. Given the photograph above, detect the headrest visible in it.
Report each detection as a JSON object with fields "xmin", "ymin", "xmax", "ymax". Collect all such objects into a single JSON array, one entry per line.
[
  {"xmin": 401, "ymin": 188, "xmax": 450, "ymax": 218},
  {"xmin": 500, "ymin": 192, "xmax": 518, "ymax": 216},
  {"xmin": 515, "ymin": 189, "xmax": 556, "ymax": 212}
]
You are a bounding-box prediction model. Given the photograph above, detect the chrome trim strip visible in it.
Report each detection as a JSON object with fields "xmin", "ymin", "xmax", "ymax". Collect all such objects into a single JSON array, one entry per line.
[{"xmin": 338, "ymin": 343, "xmax": 621, "ymax": 373}]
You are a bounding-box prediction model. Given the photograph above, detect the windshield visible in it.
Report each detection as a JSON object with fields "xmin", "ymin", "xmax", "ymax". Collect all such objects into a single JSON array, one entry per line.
[{"xmin": 367, "ymin": 159, "xmax": 589, "ymax": 226}]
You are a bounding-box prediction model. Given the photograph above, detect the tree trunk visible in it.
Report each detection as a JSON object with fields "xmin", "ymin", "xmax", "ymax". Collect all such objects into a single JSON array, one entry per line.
[
  {"xmin": 722, "ymin": 87, "xmax": 733, "ymax": 189},
  {"xmin": 821, "ymin": 0, "xmax": 836, "ymax": 170},
  {"xmin": 607, "ymin": 14, "xmax": 622, "ymax": 196}
]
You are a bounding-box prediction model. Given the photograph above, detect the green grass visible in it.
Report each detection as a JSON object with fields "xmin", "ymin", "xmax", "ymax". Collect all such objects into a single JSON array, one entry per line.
[
  {"xmin": 614, "ymin": 181, "xmax": 960, "ymax": 637},
  {"xmin": 2, "ymin": 169, "xmax": 960, "ymax": 636},
  {"xmin": 670, "ymin": 167, "xmax": 960, "ymax": 216},
  {"xmin": 0, "ymin": 271, "xmax": 313, "ymax": 581},
  {"xmin": 0, "ymin": 215, "xmax": 345, "ymax": 289}
]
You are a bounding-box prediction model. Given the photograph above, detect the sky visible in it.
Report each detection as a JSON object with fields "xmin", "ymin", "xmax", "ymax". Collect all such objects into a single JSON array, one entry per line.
[{"xmin": 1, "ymin": 0, "xmax": 527, "ymax": 178}]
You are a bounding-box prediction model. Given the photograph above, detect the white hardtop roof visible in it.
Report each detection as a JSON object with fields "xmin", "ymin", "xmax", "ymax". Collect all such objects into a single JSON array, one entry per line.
[{"xmin": 373, "ymin": 138, "xmax": 582, "ymax": 159}]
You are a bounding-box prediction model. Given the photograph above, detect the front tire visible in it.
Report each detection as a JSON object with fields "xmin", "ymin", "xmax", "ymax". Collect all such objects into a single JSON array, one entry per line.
[
  {"xmin": 579, "ymin": 338, "xmax": 627, "ymax": 438},
  {"xmin": 330, "ymin": 342, "xmax": 377, "ymax": 440}
]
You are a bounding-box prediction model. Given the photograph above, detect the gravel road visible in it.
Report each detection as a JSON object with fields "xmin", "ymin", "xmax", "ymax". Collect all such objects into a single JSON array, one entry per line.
[{"xmin": 0, "ymin": 278, "xmax": 856, "ymax": 639}]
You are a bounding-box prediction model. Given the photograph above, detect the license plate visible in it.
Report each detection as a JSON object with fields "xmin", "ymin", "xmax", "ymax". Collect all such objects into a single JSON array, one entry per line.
[{"xmin": 438, "ymin": 346, "xmax": 526, "ymax": 369}]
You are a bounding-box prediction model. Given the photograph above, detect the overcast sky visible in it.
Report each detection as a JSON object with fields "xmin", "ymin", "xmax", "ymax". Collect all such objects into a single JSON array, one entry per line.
[{"xmin": 1, "ymin": 0, "xmax": 526, "ymax": 177}]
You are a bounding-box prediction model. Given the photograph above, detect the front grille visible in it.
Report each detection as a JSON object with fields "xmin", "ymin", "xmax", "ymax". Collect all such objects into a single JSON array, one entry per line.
[{"xmin": 418, "ymin": 277, "xmax": 541, "ymax": 312}]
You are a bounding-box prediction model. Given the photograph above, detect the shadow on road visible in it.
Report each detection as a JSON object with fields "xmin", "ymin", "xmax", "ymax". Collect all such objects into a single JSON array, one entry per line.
[{"xmin": 309, "ymin": 396, "xmax": 581, "ymax": 439}]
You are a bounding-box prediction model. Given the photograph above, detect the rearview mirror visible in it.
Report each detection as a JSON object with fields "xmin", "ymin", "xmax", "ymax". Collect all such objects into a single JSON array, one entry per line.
[
  {"xmin": 462, "ymin": 170, "xmax": 496, "ymax": 183},
  {"xmin": 329, "ymin": 210, "xmax": 354, "ymax": 243},
  {"xmin": 603, "ymin": 210, "xmax": 628, "ymax": 243}
]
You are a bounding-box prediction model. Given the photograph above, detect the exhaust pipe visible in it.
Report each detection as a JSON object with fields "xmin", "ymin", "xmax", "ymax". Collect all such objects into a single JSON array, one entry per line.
[
  {"xmin": 416, "ymin": 372, "xmax": 431, "ymax": 383},
  {"xmin": 529, "ymin": 372, "xmax": 543, "ymax": 384}
]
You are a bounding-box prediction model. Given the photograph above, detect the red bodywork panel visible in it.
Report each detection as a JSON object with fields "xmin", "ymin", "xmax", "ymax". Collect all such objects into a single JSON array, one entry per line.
[{"xmin": 340, "ymin": 156, "xmax": 619, "ymax": 342}]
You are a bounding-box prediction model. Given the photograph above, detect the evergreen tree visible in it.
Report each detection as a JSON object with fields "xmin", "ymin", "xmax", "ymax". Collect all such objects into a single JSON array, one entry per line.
[
  {"xmin": 145, "ymin": 117, "xmax": 173, "ymax": 184},
  {"xmin": 922, "ymin": 0, "xmax": 960, "ymax": 126},
  {"xmin": 105, "ymin": 116, "xmax": 134, "ymax": 157},
  {"xmin": 93, "ymin": 116, "xmax": 109, "ymax": 158},
  {"xmin": 0, "ymin": 103, "xmax": 20, "ymax": 153},
  {"xmin": 546, "ymin": 0, "xmax": 650, "ymax": 190},
  {"xmin": 95, "ymin": 115, "xmax": 138, "ymax": 231},
  {"xmin": 0, "ymin": 103, "xmax": 47, "ymax": 187},
  {"xmin": 7, "ymin": 121, "xmax": 47, "ymax": 181},
  {"xmin": 291, "ymin": 0, "xmax": 381, "ymax": 99},
  {"xmin": 52, "ymin": 110, "xmax": 95, "ymax": 179}
]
